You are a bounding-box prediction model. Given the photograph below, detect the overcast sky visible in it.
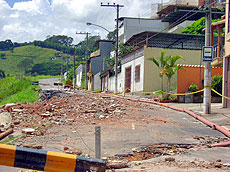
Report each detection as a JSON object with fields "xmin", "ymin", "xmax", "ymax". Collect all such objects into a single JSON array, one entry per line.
[{"xmin": 0, "ymin": 0, "xmax": 163, "ymax": 44}]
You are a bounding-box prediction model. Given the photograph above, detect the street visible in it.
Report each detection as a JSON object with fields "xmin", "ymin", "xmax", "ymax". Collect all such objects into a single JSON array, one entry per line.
[{"xmin": 0, "ymin": 78, "xmax": 230, "ymax": 171}]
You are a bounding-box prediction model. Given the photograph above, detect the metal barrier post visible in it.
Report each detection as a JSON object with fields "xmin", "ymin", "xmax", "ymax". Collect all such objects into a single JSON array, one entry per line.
[{"xmin": 95, "ymin": 126, "xmax": 101, "ymax": 159}]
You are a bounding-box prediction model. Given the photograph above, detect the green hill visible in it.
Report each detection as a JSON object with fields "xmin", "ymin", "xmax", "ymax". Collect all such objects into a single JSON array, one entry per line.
[{"xmin": 0, "ymin": 45, "xmax": 73, "ymax": 75}]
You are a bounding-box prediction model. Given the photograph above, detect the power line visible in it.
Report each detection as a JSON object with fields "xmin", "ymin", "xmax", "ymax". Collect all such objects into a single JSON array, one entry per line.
[{"xmin": 126, "ymin": 1, "xmax": 218, "ymax": 46}]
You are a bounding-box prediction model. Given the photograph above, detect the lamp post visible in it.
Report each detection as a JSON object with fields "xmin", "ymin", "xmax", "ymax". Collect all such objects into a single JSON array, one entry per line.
[{"xmin": 86, "ymin": 22, "xmax": 110, "ymax": 33}]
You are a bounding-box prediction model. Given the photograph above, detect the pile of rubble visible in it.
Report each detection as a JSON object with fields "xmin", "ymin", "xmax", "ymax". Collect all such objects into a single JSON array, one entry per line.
[
  {"xmin": 0, "ymin": 92, "xmax": 152, "ymax": 139},
  {"xmin": 107, "ymin": 142, "xmax": 230, "ymax": 170}
]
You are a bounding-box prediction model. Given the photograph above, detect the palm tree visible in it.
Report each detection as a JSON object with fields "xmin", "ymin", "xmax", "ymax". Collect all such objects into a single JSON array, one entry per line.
[
  {"xmin": 147, "ymin": 51, "xmax": 168, "ymax": 91},
  {"xmin": 148, "ymin": 51, "xmax": 182, "ymax": 93},
  {"xmin": 165, "ymin": 55, "xmax": 182, "ymax": 92}
]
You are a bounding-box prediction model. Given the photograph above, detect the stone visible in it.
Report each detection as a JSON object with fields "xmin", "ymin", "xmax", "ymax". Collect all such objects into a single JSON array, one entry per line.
[
  {"xmin": 13, "ymin": 120, "xmax": 20, "ymax": 125},
  {"xmin": 64, "ymin": 147, "xmax": 69, "ymax": 151},
  {"xmin": 22, "ymin": 128, "xmax": 35, "ymax": 134},
  {"xmin": 165, "ymin": 157, "xmax": 175, "ymax": 162},
  {"xmin": 0, "ymin": 112, "xmax": 12, "ymax": 130}
]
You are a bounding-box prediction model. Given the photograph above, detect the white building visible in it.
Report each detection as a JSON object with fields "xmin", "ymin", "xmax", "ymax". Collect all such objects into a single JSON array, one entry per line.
[
  {"xmin": 76, "ymin": 64, "xmax": 85, "ymax": 87},
  {"xmin": 118, "ymin": 17, "xmax": 169, "ymax": 43}
]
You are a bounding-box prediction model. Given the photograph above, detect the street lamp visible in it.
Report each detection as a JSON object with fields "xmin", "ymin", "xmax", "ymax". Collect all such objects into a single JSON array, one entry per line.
[{"xmin": 86, "ymin": 22, "xmax": 110, "ymax": 33}]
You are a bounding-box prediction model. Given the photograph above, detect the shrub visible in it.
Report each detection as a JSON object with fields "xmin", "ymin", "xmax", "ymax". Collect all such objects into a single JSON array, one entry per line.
[
  {"xmin": 211, "ymin": 74, "xmax": 222, "ymax": 97},
  {"xmin": 0, "ymin": 69, "xmax": 5, "ymax": 78},
  {"xmin": 188, "ymin": 83, "xmax": 198, "ymax": 92}
]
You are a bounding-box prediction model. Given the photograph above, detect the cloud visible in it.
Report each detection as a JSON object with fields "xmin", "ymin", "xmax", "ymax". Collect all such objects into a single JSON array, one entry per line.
[{"xmin": 0, "ymin": 0, "xmax": 155, "ymax": 44}]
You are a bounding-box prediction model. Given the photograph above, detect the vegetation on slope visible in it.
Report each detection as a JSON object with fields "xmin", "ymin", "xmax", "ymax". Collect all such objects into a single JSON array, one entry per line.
[
  {"xmin": 0, "ymin": 45, "xmax": 70, "ymax": 75},
  {"xmin": 0, "ymin": 77, "xmax": 40, "ymax": 105}
]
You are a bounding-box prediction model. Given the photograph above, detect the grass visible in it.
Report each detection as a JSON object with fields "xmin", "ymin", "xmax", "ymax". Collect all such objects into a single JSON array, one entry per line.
[
  {"xmin": 80, "ymin": 74, "xmax": 85, "ymax": 89},
  {"xmin": 0, "ymin": 45, "xmax": 67, "ymax": 75},
  {"xmin": 31, "ymin": 75, "xmax": 60, "ymax": 82},
  {"xmin": 0, "ymin": 77, "xmax": 40, "ymax": 105},
  {"xmin": 0, "ymin": 135, "xmax": 23, "ymax": 144}
]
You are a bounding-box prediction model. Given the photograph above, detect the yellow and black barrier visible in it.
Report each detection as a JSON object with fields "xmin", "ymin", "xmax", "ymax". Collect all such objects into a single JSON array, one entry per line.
[
  {"xmin": 75, "ymin": 86, "xmax": 230, "ymax": 100},
  {"xmin": 0, "ymin": 144, "xmax": 106, "ymax": 172}
]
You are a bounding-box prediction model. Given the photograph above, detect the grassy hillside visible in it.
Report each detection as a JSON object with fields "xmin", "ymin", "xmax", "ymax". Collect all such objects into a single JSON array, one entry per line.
[
  {"xmin": 0, "ymin": 45, "xmax": 72, "ymax": 75},
  {"xmin": 0, "ymin": 77, "xmax": 39, "ymax": 105}
]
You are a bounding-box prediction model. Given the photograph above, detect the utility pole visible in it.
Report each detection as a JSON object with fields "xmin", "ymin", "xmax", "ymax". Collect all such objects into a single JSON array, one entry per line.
[
  {"xmin": 76, "ymin": 32, "xmax": 90, "ymax": 90},
  {"xmin": 73, "ymin": 48, "xmax": 76, "ymax": 88},
  {"xmin": 61, "ymin": 56, "xmax": 64, "ymax": 81},
  {"xmin": 203, "ymin": 0, "xmax": 212, "ymax": 114},
  {"xmin": 101, "ymin": 3, "xmax": 124, "ymax": 94}
]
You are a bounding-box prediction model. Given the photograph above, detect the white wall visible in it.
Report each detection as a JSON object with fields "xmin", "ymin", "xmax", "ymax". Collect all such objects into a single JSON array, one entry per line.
[
  {"xmin": 167, "ymin": 0, "xmax": 199, "ymax": 6},
  {"xmin": 108, "ymin": 73, "xmax": 123, "ymax": 93},
  {"xmin": 93, "ymin": 73, "xmax": 101, "ymax": 91},
  {"xmin": 121, "ymin": 56, "xmax": 145, "ymax": 92},
  {"xmin": 107, "ymin": 54, "xmax": 145, "ymax": 93},
  {"xmin": 76, "ymin": 64, "xmax": 85, "ymax": 87},
  {"xmin": 119, "ymin": 18, "xmax": 169, "ymax": 43}
]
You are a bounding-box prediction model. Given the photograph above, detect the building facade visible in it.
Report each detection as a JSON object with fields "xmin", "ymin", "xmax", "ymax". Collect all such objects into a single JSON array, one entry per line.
[
  {"xmin": 118, "ymin": 17, "xmax": 169, "ymax": 43},
  {"xmin": 88, "ymin": 40, "xmax": 113, "ymax": 91},
  {"xmin": 76, "ymin": 64, "xmax": 85, "ymax": 88},
  {"xmin": 223, "ymin": 0, "xmax": 230, "ymax": 107}
]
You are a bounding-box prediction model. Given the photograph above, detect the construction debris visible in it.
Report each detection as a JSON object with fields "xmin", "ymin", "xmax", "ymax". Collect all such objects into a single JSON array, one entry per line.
[
  {"xmin": 0, "ymin": 112, "xmax": 12, "ymax": 131},
  {"xmin": 0, "ymin": 89, "xmax": 229, "ymax": 171},
  {"xmin": 0, "ymin": 128, "xmax": 13, "ymax": 140},
  {"xmin": 22, "ymin": 128, "xmax": 35, "ymax": 134}
]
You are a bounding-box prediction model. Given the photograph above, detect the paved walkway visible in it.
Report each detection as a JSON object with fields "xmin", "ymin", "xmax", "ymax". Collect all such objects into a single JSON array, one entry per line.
[{"xmin": 168, "ymin": 103, "xmax": 230, "ymax": 131}]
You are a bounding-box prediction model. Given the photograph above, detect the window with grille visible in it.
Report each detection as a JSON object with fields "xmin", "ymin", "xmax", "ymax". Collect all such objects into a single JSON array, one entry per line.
[{"xmin": 135, "ymin": 65, "xmax": 140, "ymax": 82}]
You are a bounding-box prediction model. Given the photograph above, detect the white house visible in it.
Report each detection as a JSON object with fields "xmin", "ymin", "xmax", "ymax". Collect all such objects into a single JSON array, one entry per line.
[
  {"xmin": 106, "ymin": 31, "xmax": 221, "ymax": 93},
  {"xmin": 76, "ymin": 64, "xmax": 85, "ymax": 87}
]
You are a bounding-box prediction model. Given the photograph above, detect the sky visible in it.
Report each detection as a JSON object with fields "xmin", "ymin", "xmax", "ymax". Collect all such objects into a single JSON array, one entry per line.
[{"xmin": 0, "ymin": 0, "xmax": 162, "ymax": 44}]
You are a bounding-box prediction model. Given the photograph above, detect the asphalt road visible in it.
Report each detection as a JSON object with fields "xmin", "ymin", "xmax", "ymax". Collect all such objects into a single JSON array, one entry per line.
[
  {"xmin": 1, "ymin": 78, "xmax": 230, "ymax": 171},
  {"xmin": 39, "ymin": 78, "xmax": 62, "ymax": 90}
]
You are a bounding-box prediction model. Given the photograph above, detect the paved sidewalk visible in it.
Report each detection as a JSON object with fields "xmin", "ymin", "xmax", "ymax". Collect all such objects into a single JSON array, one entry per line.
[{"xmin": 168, "ymin": 103, "xmax": 230, "ymax": 131}]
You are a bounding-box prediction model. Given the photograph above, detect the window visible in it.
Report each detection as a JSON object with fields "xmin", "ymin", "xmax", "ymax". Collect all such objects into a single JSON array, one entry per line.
[{"xmin": 135, "ymin": 65, "xmax": 140, "ymax": 82}]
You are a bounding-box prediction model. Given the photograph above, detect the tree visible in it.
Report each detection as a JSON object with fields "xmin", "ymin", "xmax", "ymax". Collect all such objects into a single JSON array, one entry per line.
[
  {"xmin": 164, "ymin": 55, "xmax": 182, "ymax": 92},
  {"xmin": 147, "ymin": 51, "xmax": 168, "ymax": 91},
  {"xmin": 44, "ymin": 35, "xmax": 74, "ymax": 46},
  {"xmin": 0, "ymin": 39, "xmax": 14, "ymax": 51},
  {"xmin": 76, "ymin": 35, "xmax": 100, "ymax": 51},
  {"xmin": 17, "ymin": 58, "xmax": 34, "ymax": 73},
  {"xmin": 106, "ymin": 30, "xmax": 116, "ymax": 41},
  {"xmin": 31, "ymin": 62, "xmax": 62, "ymax": 75},
  {"xmin": 181, "ymin": 17, "xmax": 223, "ymax": 35},
  {"xmin": 104, "ymin": 43, "xmax": 138, "ymax": 71},
  {"xmin": 147, "ymin": 51, "xmax": 182, "ymax": 92},
  {"xmin": 76, "ymin": 35, "xmax": 101, "ymax": 60},
  {"xmin": 119, "ymin": 43, "xmax": 138, "ymax": 57}
]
